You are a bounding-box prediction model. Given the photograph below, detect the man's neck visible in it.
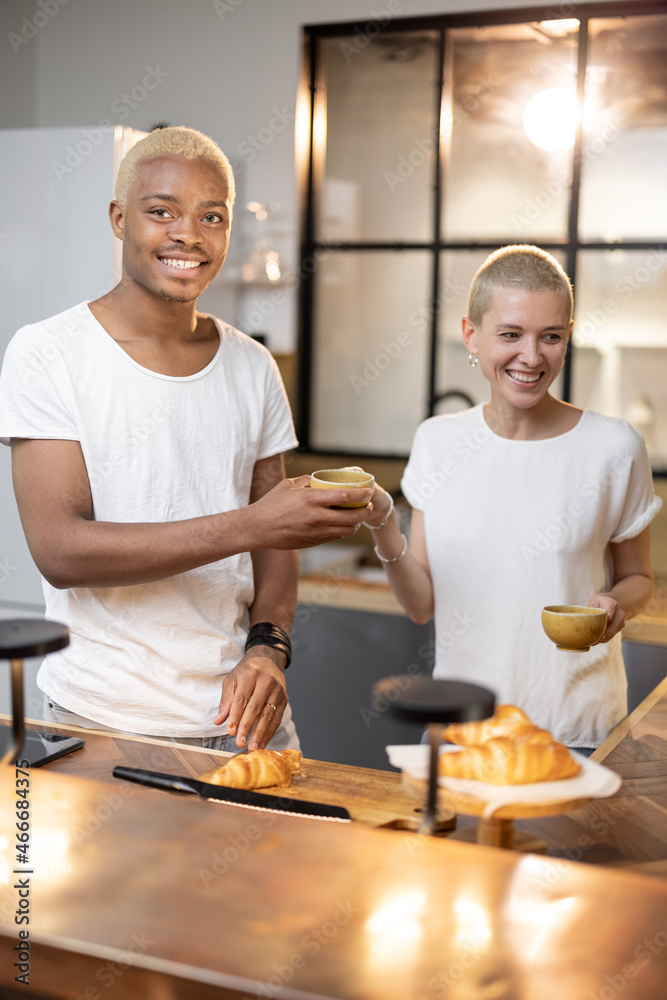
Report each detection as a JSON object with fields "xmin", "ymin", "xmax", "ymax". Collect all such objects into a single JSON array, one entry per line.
[
  {"xmin": 90, "ymin": 279, "xmax": 202, "ymax": 345},
  {"xmin": 88, "ymin": 280, "xmax": 220, "ymax": 377}
]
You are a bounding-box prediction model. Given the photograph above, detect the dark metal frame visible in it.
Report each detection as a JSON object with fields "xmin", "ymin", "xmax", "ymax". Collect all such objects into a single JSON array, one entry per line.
[{"xmin": 297, "ymin": 1, "xmax": 667, "ymax": 460}]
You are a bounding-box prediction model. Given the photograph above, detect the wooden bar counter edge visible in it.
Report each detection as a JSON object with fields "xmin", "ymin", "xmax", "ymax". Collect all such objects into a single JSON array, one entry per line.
[{"xmin": 1, "ymin": 674, "xmax": 667, "ymax": 1000}]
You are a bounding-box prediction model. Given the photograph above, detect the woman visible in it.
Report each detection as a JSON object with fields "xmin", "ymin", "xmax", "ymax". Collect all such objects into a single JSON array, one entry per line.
[{"xmin": 365, "ymin": 245, "xmax": 661, "ymax": 751}]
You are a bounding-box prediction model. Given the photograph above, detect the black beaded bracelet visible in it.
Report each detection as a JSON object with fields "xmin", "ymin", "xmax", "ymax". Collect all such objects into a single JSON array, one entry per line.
[{"xmin": 245, "ymin": 622, "xmax": 292, "ymax": 669}]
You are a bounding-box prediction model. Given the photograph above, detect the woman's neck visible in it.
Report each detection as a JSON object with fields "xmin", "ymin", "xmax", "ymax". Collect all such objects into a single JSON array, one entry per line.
[{"xmin": 483, "ymin": 394, "xmax": 583, "ymax": 440}]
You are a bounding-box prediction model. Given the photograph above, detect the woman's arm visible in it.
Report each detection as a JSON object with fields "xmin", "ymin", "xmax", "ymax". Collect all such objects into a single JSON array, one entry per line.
[
  {"xmin": 366, "ymin": 490, "xmax": 435, "ymax": 625},
  {"xmin": 587, "ymin": 525, "xmax": 654, "ymax": 642}
]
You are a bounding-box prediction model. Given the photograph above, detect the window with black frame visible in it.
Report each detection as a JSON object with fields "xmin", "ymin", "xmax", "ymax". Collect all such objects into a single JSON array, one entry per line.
[{"xmin": 297, "ymin": 3, "xmax": 667, "ymax": 469}]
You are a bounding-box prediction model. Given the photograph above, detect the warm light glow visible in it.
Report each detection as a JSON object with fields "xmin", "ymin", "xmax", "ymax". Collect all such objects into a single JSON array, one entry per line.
[
  {"xmin": 505, "ymin": 857, "xmax": 581, "ymax": 962},
  {"xmin": 366, "ymin": 890, "xmax": 427, "ymax": 939},
  {"xmin": 538, "ymin": 19, "xmax": 580, "ymax": 37},
  {"xmin": 365, "ymin": 890, "xmax": 428, "ymax": 971},
  {"xmin": 31, "ymin": 826, "xmax": 72, "ymax": 883},
  {"xmin": 264, "ymin": 250, "xmax": 281, "ymax": 282},
  {"xmin": 454, "ymin": 895, "xmax": 492, "ymax": 952},
  {"xmin": 524, "ymin": 88, "xmax": 578, "ymax": 151}
]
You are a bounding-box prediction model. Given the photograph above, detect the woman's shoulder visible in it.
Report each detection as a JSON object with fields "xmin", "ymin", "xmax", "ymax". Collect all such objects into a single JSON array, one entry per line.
[
  {"xmin": 415, "ymin": 404, "xmax": 483, "ymax": 439},
  {"xmin": 575, "ymin": 409, "xmax": 652, "ymax": 469},
  {"xmin": 578, "ymin": 408, "xmax": 644, "ymax": 443}
]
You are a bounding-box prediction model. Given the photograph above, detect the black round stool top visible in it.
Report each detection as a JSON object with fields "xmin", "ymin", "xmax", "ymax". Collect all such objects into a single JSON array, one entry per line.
[
  {"xmin": 0, "ymin": 619, "xmax": 69, "ymax": 659},
  {"xmin": 375, "ymin": 676, "xmax": 495, "ymax": 725}
]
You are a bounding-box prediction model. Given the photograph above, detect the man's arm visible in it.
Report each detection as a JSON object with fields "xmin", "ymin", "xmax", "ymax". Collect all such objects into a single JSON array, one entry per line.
[
  {"xmin": 214, "ymin": 453, "xmax": 299, "ymax": 749},
  {"xmin": 11, "ymin": 438, "xmax": 372, "ymax": 589}
]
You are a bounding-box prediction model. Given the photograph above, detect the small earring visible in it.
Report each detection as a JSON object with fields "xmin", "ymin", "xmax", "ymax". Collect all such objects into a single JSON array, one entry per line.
[{"xmin": 468, "ymin": 353, "xmax": 479, "ymax": 368}]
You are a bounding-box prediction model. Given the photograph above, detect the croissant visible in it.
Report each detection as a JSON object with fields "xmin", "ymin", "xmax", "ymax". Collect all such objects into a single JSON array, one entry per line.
[
  {"xmin": 443, "ymin": 704, "xmax": 534, "ymax": 745},
  {"xmin": 439, "ymin": 737, "xmax": 581, "ymax": 785},
  {"xmin": 199, "ymin": 748, "xmax": 302, "ymax": 790}
]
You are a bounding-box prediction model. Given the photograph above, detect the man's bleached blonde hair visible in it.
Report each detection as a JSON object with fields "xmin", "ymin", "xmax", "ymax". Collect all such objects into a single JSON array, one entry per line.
[
  {"xmin": 114, "ymin": 126, "xmax": 236, "ymax": 209},
  {"xmin": 467, "ymin": 244, "xmax": 573, "ymax": 326}
]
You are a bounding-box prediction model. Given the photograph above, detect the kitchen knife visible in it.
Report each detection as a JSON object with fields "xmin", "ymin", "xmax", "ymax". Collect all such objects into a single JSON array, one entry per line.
[{"xmin": 112, "ymin": 766, "xmax": 352, "ymax": 822}]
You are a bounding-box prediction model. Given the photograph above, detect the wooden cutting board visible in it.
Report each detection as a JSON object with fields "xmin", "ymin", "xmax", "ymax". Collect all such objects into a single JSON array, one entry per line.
[{"xmin": 15, "ymin": 717, "xmax": 456, "ymax": 832}]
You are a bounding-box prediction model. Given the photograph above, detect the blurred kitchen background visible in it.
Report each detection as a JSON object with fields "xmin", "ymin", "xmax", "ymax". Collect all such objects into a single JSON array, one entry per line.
[{"xmin": 0, "ymin": 0, "xmax": 665, "ymax": 766}]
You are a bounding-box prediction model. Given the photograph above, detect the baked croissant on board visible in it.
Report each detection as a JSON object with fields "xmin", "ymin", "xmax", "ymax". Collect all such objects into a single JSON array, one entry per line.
[
  {"xmin": 439, "ymin": 704, "xmax": 582, "ymax": 784},
  {"xmin": 199, "ymin": 748, "xmax": 302, "ymax": 790}
]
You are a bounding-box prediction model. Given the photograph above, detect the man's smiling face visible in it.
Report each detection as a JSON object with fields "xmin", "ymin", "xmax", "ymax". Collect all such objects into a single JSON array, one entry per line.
[{"xmin": 113, "ymin": 154, "xmax": 232, "ymax": 304}]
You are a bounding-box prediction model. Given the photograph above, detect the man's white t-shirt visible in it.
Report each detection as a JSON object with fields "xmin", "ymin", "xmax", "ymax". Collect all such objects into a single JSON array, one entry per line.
[
  {"xmin": 401, "ymin": 404, "xmax": 662, "ymax": 747},
  {"xmin": 0, "ymin": 301, "xmax": 298, "ymax": 737}
]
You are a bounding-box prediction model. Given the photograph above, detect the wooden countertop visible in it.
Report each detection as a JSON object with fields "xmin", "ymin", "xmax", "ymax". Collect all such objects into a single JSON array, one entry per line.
[
  {"xmin": 2, "ymin": 675, "xmax": 667, "ymax": 998},
  {"xmin": 3, "ymin": 753, "xmax": 667, "ymax": 999}
]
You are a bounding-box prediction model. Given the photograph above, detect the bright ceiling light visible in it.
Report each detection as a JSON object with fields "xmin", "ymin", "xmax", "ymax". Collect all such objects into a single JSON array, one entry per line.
[{"xmin": 523, "ymin": 87, "xmax": 578, "ymax": 151}]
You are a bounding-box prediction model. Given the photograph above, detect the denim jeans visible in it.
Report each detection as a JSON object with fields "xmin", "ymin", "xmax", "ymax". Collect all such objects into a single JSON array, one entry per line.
[{"xmin": 42, "ymin": 696, "xmax": 300, "ymax": 752}]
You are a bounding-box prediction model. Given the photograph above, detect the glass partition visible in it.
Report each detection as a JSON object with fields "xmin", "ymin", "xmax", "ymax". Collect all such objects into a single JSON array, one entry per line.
[
  {"xmin": 443, "ymin": 22, "xmax": 577, "ymax": 241},
  {"xmin": 579, "ymin": 15, "xmax": 667, "ymax": 241},
  {"xmin": 319, "ymin": 32, "xmax": 439, "ymax": 243},
  {"xmin": 311, "ymin": 251, "xmax": 432, "ymax": 454},
  {"xmin": 300, "ymin": 5, "xmax": 667, "ymax": 461}
]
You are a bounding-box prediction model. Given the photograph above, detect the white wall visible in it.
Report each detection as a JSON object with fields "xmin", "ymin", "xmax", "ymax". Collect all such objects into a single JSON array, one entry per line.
[{"xmin": 0, "ymin": 0, "xmax": 572, "ymax": 349}]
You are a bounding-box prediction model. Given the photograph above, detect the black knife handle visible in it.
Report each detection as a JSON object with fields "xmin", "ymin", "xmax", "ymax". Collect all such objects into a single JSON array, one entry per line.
[{"xmin": 113, "ymin": 766, "xmax": 198, "ymax": 795}]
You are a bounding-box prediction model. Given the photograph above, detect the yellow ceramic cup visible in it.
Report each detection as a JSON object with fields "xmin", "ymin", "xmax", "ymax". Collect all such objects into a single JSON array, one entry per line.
[
  {"xmin": 541, "ymin": 605, "xmax": 608, "ymax": 652},
  {"xmin": 310, "ymin": 468, "xmax": 375, "ymax": 508}
]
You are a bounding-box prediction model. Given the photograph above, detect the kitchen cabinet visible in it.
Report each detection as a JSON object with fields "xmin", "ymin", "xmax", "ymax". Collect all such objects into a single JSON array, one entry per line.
[{"xmin": 288, "ymin": 604, "xmax": 434, "ymax": 770}]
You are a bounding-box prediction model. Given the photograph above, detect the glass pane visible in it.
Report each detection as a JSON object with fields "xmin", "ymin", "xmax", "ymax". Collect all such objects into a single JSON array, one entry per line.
[
  {"xmin": 580, "ymin": 15, "xmax": 667, "ymax": 241},
  {"xmin": 435, "ymin": 249, "xmax": 567, "ymax": 410},
  {"xmin": 572, "ymin": 249, "xmax": 667, "ymax": 464},
  {"xmin": 310, "ymin": 251, "xmax": 432, "ymax": 454},
  {"xmin": 443, "ymin": 21, "xmax": 578, "ymax": 241},
  {"xmin": 318, "ymin": 32, "xmax": 439, "ymax": 243}
]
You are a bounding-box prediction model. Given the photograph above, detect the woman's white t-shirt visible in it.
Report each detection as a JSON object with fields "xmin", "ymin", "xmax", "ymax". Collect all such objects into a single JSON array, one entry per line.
[
  {"xmin": 401, "ymin": 404, "xmax": 661, "ymax": 746},
  {"xmin": 0, "ymin": 302, "xmax": 298, "ymax": 737}
]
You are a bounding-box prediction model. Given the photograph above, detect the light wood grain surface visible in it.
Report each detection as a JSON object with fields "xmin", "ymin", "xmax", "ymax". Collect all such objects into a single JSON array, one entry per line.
[{"xmin": 3, "ymin": 764, "xmax": 667, "ymax": 1000}]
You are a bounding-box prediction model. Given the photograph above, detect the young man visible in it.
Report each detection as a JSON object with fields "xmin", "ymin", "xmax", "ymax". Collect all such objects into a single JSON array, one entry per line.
[{"xmin": 0, "ymin": 127, "xmax": 372, "ymax": 752}]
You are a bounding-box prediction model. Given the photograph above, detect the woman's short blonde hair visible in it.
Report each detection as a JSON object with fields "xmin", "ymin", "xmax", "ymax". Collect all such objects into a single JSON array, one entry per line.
[
  {"xmin": 467, "ymin": 245, "xmax": 573, "ymax": 326},
  {"xmin": 114, "ymin": 126, "xmax": 236, "ymax": 209}
]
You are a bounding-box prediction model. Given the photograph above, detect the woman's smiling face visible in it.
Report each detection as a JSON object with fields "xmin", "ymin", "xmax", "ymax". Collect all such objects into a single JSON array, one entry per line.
[{"xmin": 462, "ymin": 286, "xmax": 572, "ymax": 411}]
